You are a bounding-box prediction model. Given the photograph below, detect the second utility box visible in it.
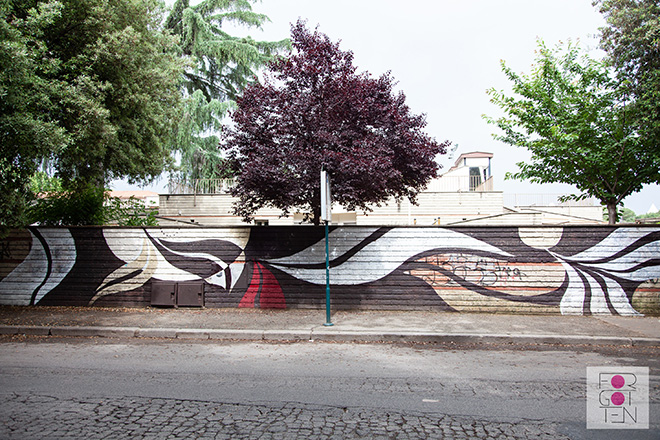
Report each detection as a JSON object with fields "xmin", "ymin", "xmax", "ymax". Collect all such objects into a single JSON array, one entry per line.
[
  {"xmin": 176, "ymin": 281, "xmax": 205, "ymax": 307},
  {"xmin": 151, "ymin": 280, "xmax": 204, "ymax": 308}
]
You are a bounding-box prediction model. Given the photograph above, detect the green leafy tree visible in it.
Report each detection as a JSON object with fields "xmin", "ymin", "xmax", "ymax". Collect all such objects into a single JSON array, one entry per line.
[
  {"xmin": 637, "ymin": 210, "xmax": 660, "ymax": 219},
  {"xmin": 1, "ymin": 0, "xmax": 185, "ymax": 227},
  {"xmin": 485, "ymin": 41, "xmax": 660, "ymax": 224},
  {"xmin": 635, "ymin": 212, "xmax": 660, "ymax": 224},
  {"xmin": 104, "ymin": 196, "xmax": 159, "ymax": 226},
  {"xmin": 0, "ymin": 1, "xmax": 68, "ymax": 229},
  {"xmin": 165, "ymin": 0, "xmax": 288, "ymax": 183},
  {"xmin": 28, "ymin": 188, "xmax": 159, "ymax": 226},
  {"xmin": 29, "ymin": 172, "xmax": 63, "ymax": 194},
  {"xmin": 603, "ymin": 206, "xmax": 636, "ymax": 223},
  {"xmin": 27, "ymin": 185, "xmax": 107, "ymax": 226},
  {"xmin": 595, "ymin": 0, "xmax": 660, "ymax": 151},
  {"xmin": 49, "ymin": 0, "xmax": 185, "ymax": 188}
]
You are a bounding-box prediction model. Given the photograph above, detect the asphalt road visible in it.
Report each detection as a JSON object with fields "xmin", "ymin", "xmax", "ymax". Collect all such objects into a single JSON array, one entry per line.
[{"xmin": 0, "ymin": 337, "xmax": 658, "ymax": 439}]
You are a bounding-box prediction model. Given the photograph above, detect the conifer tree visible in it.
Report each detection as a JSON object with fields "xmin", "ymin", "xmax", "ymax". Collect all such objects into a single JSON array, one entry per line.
[{"xmin": 165, "ymin": 0, "xmax": 288, "ymax": 183}]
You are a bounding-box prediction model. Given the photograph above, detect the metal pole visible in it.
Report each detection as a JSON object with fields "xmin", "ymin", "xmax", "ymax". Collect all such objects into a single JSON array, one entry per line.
[{"xmin": 324, "ymin": 220, "xmax": 333, "ymax": 326}]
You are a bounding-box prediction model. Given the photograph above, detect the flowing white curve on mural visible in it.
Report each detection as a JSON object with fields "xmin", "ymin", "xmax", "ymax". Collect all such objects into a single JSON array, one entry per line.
[
  {"xmin": 104, "ymin": 228, "xmax": 253, "ymax": 290},
  {"xmin": 553, "ymin": 253, "xmax": 643, "ymax": 316},
  {"xmin": 603, "ymin": 275, "xmax": 640, "ymax": 316},
  {"xmin": 583, "ymin": 271, "xmax": 610, "ymax": 316},
  {"xmin": 104, "ymin": 229, "xmax": 201, "ymax": 285},
  {"xmin": 108, "ymin": 229, "xmax": 201, "ymax": 282},
  {"xmin": 33, "ymin": 229, "xmax": 77, "ymax": 304},
  {"xmin": 0, "ymin": 230, "xmax": 47, "ymax": 305},
  {"xmin": 103, "ymin": 229, "xmax": 148, "ymax": 264},
  {"xmin": 548, "ymin": 228, "xmax": 659, "ymax": 316},
  {"xmin": 566, "ymin": 240, "xmax": 660, "ymax": 282},
  {"xmin": 148, "ymin": 228, "xmax": 251, "ymax": 251},
  {"xmin": 267, "ymin": 228, "xmax": 513, "ymax": 286},
  {"xmin": 565, "ymin": 228, "xmax": 658, "ymax": 263},
  {"xmin": 556, "ymin": 259, "xmax": 585, "ymax": 315},
  {"xmin": 147, "ymin": 229, "xmax": 251, "ymax": 289},
  {"xmin": 147, "ymin": 235, "xmax": 228, "ymax": 288},
  {"xmin": 92, "ymin": 237, "xmax": 156, "ymax": 304},
  {"xmin": 0, "ymin": 229, "xmax": 76, "ymax": 305}
]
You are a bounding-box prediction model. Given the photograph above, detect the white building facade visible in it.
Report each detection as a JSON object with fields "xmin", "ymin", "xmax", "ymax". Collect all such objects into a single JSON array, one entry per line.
[{"xmin": 158, "ymin": 152, "xmax": 604, "ymax": 226}]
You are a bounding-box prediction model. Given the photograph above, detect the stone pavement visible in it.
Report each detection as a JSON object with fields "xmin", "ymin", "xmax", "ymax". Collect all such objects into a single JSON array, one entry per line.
[
  {"xmin": 1, "ymin": 393, "xmax": 572, "ymax": 440},
  {"xmin": 0, "ymin": 306, "xmax": 658, "ymax": 346}
]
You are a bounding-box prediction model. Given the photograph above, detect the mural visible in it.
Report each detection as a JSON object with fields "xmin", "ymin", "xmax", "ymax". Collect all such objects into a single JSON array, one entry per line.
[{"xmin": 0, "ymin": 226, "xmax": 658, "ymax": 315}]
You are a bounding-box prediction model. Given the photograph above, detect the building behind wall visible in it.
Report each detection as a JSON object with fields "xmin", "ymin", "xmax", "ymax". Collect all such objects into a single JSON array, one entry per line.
[{"xmin": 158, "ymin": 151, "xmax": 604, "ymax": 226}]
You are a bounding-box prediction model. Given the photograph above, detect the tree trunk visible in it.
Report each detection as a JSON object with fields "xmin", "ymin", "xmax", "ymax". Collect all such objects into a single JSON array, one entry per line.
[{"xmin": 607, "ymin": 203, "xmax": 618, "ymax": 225}]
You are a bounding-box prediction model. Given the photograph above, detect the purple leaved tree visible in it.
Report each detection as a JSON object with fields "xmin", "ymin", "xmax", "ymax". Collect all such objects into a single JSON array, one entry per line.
[{"xmin": 221, "ymin": 20, "xmax": 450, "ymax": 225}]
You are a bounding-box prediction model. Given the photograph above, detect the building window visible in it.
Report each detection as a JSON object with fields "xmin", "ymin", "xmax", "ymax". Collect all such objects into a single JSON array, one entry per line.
[{"xmin": 469, "ymin": 167, "xmax": 482, "ymax": 191}]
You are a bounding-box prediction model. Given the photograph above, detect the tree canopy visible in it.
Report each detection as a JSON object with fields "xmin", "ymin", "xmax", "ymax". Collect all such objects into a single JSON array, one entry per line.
[
  {"xmin": 221, "ymin": 21, "xmax": 449, "ymax": 225},
  {"xmin": 0, "ymin": 0, "xmax": 67, "ymax": 227},
  {"xmin": 166, "ymin": 0, "xmax": 286, "ymax": 103},
  {"xmin": 595, "ymin": 0, "xmax": 660, "ymax": 150},
  {"xmin": 165, "ymin": 0, "xmax": 288, "ymax": 182},
  {"xmin": 485, "ymin": 40, "xmax": 660, "ymax": 224},
  {"xmin": 1, "ymin": 0, "xmax": 185, "ymax": 227}
]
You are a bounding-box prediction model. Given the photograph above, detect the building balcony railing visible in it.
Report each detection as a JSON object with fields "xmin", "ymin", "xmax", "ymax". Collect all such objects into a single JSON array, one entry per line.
[
  {"xmin": 168, "ymin": 176, "xmax": 495, "ymax": 195},
  {"xmin": 504, "ymin": 193, "xmax": 598, "ymax": 207},
  {"xmin": 168, "ymin": 178, "xmax": 236, "ymax": 195},
  {"xmin": 425, "ymin": 176, "xmax": 493, "ymax": 192}
]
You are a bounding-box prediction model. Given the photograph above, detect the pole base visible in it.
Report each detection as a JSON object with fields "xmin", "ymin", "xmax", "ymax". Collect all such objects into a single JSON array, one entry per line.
[{"xmin": 323, "ymin": 322, "xmax": 334, "ymax": 327}]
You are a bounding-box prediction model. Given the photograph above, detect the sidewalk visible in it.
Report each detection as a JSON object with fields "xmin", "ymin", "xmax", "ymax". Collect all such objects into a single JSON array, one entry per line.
[{"xmin": 0, "ymin": 306, "xmax": 658, "ymax": 346}]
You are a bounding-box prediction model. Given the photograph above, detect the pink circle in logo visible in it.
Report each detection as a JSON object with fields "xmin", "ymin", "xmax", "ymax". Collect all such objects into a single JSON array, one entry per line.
[
  {"xmin": 611, "ymin": 392, "xmax": 625, "ymax": 406},
  {"xmin": 611, "ymin": 374, "xmax": 625, "ymax": 389}
]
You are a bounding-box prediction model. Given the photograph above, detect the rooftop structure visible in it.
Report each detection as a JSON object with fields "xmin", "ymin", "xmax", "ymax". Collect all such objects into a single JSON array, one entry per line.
[{"xmin": 159, "ymin": 151, "xmax": 603, "ymax": 226}]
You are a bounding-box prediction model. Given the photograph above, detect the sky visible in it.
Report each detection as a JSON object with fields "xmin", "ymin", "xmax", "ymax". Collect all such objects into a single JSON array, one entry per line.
[{"xmin": 114, "ymin": 0, "xmax": 659, "ymax": 215}]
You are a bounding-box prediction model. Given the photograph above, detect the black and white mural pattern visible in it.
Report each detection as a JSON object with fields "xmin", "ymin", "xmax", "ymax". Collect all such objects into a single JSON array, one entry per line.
[{"xmin": 0, "ymin": 226, "xmax": 658, "ymax": 314}]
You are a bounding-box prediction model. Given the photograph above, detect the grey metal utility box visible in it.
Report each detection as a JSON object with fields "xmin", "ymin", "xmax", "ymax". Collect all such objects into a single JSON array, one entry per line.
[
  {"xmin": 150, "ymin": 281, "xmax": 176, "ymax": 307},
  {"xmin": 150, "ymin": 281, "xmax": 204, "ymax": 308},
  {"xmin": 177, "ymin": 281, "xmax": 205, "ymax": 307}
]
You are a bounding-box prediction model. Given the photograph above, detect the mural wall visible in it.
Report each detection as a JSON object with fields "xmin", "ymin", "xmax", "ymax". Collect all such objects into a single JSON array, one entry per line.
[{"xmin": 0, "ymin": 226, "xmax": 658, "ymax": 315}]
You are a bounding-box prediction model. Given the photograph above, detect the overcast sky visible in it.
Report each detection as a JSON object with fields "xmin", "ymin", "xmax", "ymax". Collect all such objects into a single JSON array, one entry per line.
[{"xmin": 115, "ymin": 0, "xmax": 659, "ymax": 214}]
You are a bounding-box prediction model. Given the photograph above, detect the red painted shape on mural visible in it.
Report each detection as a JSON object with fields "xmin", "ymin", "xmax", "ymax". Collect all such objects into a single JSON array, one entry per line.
[
  {"xmin": 258, "ymin": 263, "xmax": 286, "ymax": 309},
  {"xmin": 238, "ymin": 263, "xmax": 262, "ymax": 308},
  {"xmin": 238, "ymin": 262, "xmax": 286, "ymax": 308}
]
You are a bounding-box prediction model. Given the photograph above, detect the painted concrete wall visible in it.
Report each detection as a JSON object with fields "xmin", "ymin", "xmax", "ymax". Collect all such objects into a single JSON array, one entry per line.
[{"xmin": 0, "ymin": 226, "xmax": 658, "ymax": 315}]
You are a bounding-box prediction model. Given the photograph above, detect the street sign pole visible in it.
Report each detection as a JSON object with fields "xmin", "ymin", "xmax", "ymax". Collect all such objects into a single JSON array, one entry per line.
[
  {"xmin": 321, "ymin": 169, "xmax": 333, "ymax": 326},
  {"xmin": 324, "ymin": 220, "xmax": 332, "ymax": 326}
]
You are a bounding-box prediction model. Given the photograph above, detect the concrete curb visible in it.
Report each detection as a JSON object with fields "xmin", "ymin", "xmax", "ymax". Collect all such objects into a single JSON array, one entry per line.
[
  {"xmin": 49, "ymin": 326, "xmax": 140, "ymax": 338},
  {"xmin": 1, "ymin": 325, "xmax": 659, "ymax": 347},
  {"xmin": 309, "ymin": 330, "xmax": 660, "ymax": 347}
]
